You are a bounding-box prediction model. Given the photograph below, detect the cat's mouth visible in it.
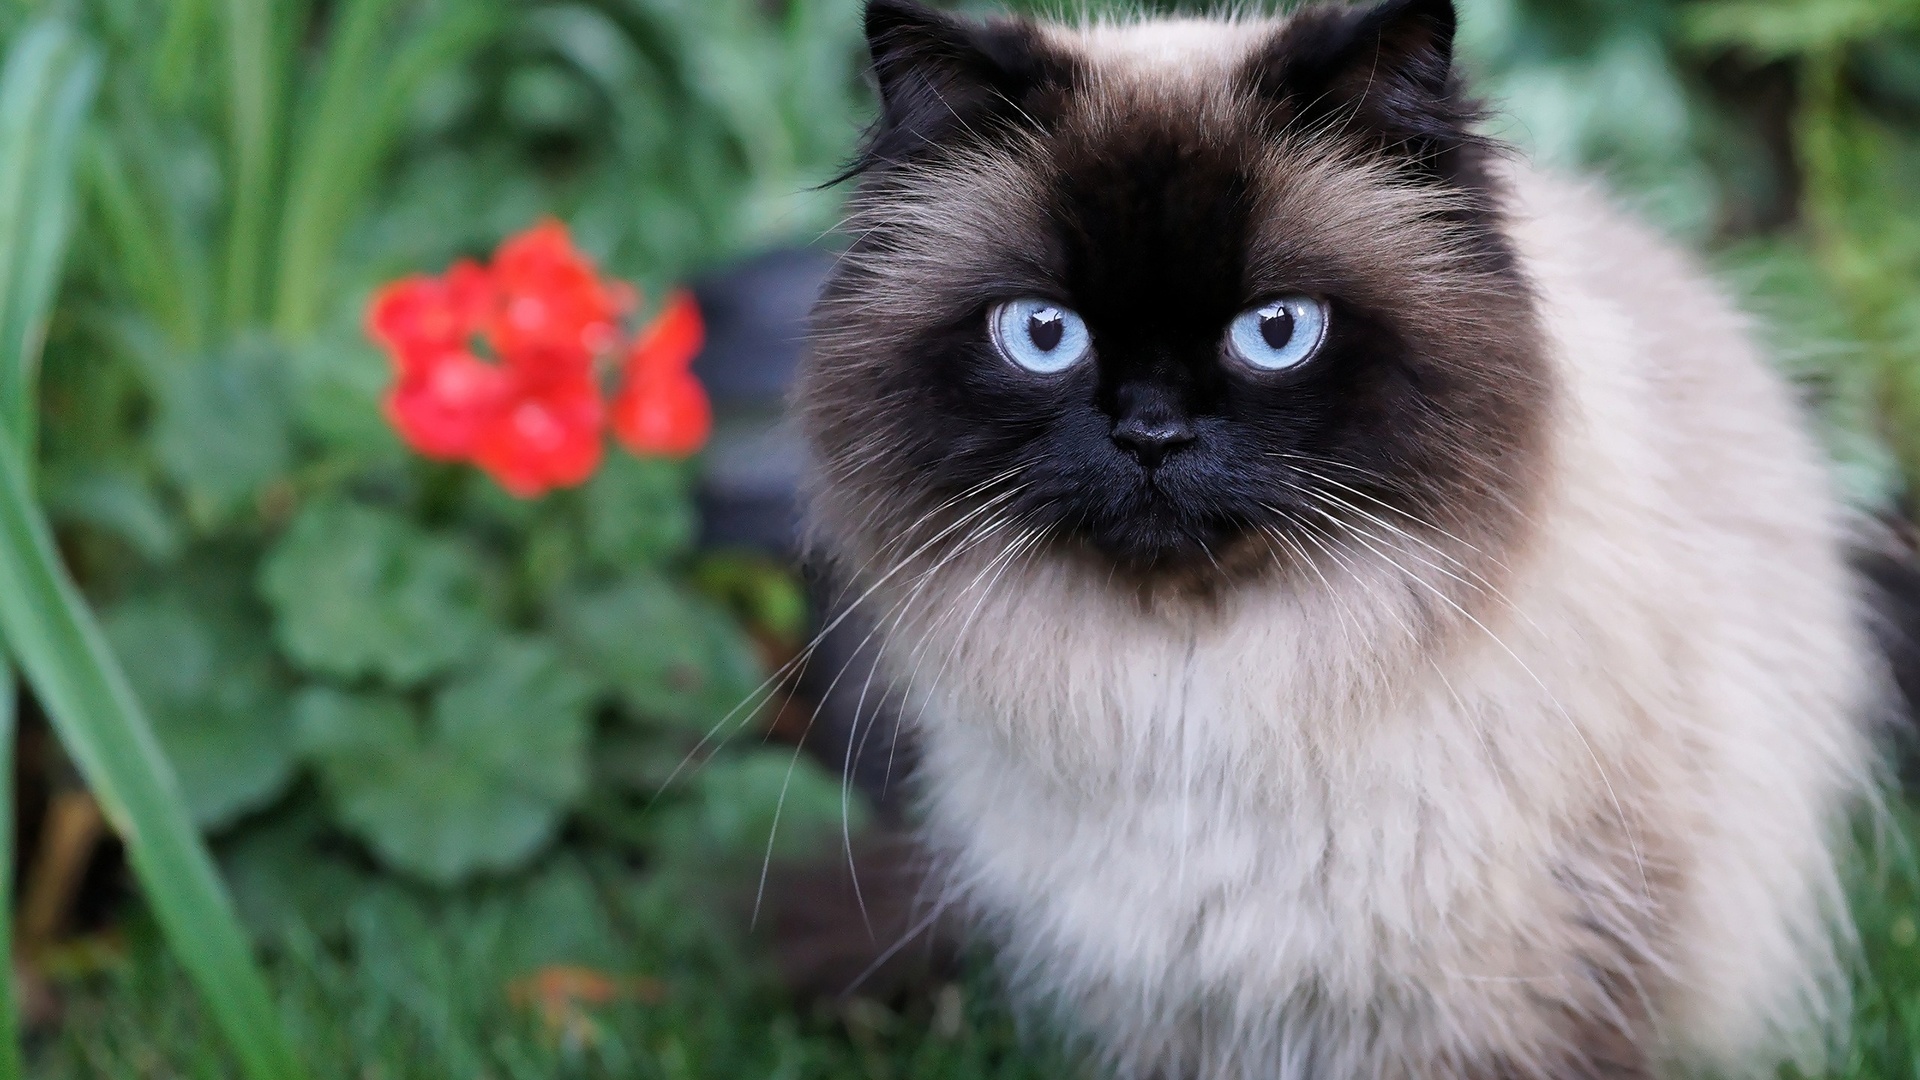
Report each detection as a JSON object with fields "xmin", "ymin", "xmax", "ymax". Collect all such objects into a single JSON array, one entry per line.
[{"xmin": 1072, "ymin": 482, "xmax": 1241, "ymax": 569}]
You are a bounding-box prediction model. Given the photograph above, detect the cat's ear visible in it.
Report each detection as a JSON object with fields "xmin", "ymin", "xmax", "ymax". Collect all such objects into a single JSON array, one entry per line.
[
  {"xmin": 1242, "ymin": 0, "xmax": 1479, "ymax": 178},
  {"xmin": 849, "ymin": 0, "xmax": 1070, "ymax": 177}
]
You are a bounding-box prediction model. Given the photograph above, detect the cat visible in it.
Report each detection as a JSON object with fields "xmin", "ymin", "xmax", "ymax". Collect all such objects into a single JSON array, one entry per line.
[{"xmin": 794, "ymin": 0, "xmax": 1883, "ymax": 1076}]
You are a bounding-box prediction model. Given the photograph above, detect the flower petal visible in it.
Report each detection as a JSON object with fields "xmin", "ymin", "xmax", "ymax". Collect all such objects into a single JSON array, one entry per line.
[
  {"xmin": 610, "ymin": 370, "xmax": 710, "ymax": 459},
  {"xmin": 384, "ymin": 350, "xmax": 514, "ymax": 459},
  {"xmin": 473, "ymin": 370, "xmax": 607, "ymax": 497},
  {"xmin": 485, "ymin": 219, "xmax": 631, "ymax": 368},
  {"xmin": 624, "ymin": 290, "xmax": 705, "ymax": 379},
  {"xmin": 367, "ymin": 272, "xmax": 493, "ymax": 366}
]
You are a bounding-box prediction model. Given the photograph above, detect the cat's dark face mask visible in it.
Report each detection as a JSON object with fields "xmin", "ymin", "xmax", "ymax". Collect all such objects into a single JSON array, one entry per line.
[{"xmin": 802, "ymin": 0, "xmax": 1549, "ymax": 580}]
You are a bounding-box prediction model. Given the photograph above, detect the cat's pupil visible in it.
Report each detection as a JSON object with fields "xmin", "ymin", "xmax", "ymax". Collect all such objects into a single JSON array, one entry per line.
[
  {"xmin": 1028, "ymin": 310, "xmax": 1065, "ymax": 352},
  {"xmin": 1260, "ymin": 308, "xmax": 1295, "ymax": 350}
]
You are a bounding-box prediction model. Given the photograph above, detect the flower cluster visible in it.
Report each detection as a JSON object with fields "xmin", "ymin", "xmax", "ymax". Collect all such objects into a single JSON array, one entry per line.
[{"xmin": 366, "ymin": 220, "xmax": 711, "ymax": 497}]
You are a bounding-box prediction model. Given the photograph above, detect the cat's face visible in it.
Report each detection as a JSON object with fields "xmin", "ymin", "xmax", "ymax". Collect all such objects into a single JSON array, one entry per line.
[{"xmin": 802, "ymin": 0, "xmax": 1549, "ymax": 583}]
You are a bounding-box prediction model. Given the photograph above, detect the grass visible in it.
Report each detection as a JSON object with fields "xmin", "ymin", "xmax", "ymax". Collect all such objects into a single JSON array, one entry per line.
[
  {"xmin": 20, "ymin": 799, "xmax": 1920, "ymax": 1079},
  {"xmin": 25, "ymin": 823, "xmax": 1083, "ymax": 1080}
]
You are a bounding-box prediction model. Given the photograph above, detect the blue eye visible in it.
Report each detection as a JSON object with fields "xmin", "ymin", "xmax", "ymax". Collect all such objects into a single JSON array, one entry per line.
[
  {"xmin": 1226, "ymin": 296, "xmax": 1329, "ymax": 372},
  {"xmin": 990, "ymin": 299, "xmax": 1092, "ymax": 374}
]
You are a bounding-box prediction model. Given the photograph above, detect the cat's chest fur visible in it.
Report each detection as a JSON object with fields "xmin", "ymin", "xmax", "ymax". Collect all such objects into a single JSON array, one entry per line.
[{"xmin": 897, "ymin": 563, "xmax": 1630, "ymax": 1024}]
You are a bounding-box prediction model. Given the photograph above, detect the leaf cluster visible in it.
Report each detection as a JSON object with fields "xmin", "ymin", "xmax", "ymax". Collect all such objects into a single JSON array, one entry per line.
[{"xmin": 33, "ymin": 0, "xmax": 870, "ymax": 887}]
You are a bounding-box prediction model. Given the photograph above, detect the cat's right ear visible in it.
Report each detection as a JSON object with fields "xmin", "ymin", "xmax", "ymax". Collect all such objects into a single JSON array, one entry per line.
[
  {"xmin": 847, "ymin": 0, "xmax": 1069, "ymax": 179},
  {"xmin": 1241, "ymin": 0, "xmax": 1483, "ymax": 184}
]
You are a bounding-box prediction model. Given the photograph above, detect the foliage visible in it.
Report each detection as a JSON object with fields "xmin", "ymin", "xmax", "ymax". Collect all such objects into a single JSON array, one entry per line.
[
  {"xmin": 102, "ymin": 581, "xmax": 294, "ymax": 829},
  {"xmin": 29, "ymin": 0, "xmax": 869, "ymax": 896},
  {"xmin": 0, "ymin": 13, "xmax": 309, "ymax": 1080},
  {"xmin": 258, "ymin": 500, "xmax": 497, "ymax": 686},
  {"xmin": 8, "ymin": 1, "xmax": 869, "ymax": 1072},
  {"xmin": 30, "ymin": 840, "xmax": 1082, "ymax": 1080},
  {"xmin": 1458, "ymin": 0, "xmax": 1920, "ymax": 509}
]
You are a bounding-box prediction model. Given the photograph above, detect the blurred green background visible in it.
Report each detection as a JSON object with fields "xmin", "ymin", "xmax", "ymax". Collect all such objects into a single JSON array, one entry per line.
[{"xmin": 0, "ymin": 0, "xmax": 1914, "ymax": 1076}]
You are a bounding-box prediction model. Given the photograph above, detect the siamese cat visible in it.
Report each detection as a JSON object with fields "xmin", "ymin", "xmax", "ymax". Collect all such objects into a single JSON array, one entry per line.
[{"xmin": 795, "ymin": 0, "xmax": 1880, "ymax": 1075}]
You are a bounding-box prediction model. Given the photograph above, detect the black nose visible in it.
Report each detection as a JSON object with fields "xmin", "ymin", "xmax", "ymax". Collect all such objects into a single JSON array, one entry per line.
[{"xmin": 1112, "ymin": 415, "xmax": 1195, "ymax": 468}]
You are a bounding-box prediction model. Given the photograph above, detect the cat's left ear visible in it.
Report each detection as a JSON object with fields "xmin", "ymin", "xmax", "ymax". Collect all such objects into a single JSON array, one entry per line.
[
  {"xmin": 1242, "ymin": 0, "xmax": 1478, "ymax": 178},
  {"xmin": 846, "ymin": 0, "xmax": 1072, "ymax": 179}
]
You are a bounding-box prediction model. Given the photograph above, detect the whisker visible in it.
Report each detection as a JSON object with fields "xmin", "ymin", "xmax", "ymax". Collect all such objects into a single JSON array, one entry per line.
[
  {"xmin": 818, "ymin": 502, "xmax": 1036, "ymax": 933},
  {"xmin": 754, "ymin": 494, "xmax": 1035, "ymax": 929},
  {"xmin": 657, "ymin": 480, "xmax": 1030, "ymax": 809}
]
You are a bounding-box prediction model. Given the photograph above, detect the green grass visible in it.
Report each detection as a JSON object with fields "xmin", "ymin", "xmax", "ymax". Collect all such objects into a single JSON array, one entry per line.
[
  {"xmin": 1829, "ymin": 802, "xmax": 1920, "ymax": 1079},
  {"xmin": 26, "ymin": 831, "xmax": 1082, "ymax": 1080},
  {"xmin": 25, "ymin": 799, "xmax": 1920, "ymax": 1079}
]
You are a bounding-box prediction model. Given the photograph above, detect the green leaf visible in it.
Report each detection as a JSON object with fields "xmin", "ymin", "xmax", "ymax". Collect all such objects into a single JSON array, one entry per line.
[
  {"xmin": 219, "ymin": 801, "xmax": 374, "ymax": 944},
  {"xmin": 0, "ymin": 393, "xmax": 303, "ymax": 1080},
  {"xmin": 0, "ymin": 20, "xmax": 98, "ymax": 463},
  {"xmin": 44, "ymin": 467, "xmax": 184, "ymax": 564},
  {"xmin": 153, "ymin": 0, "xmax": 212, "ymax": 107},
  {"xmin": 285, "ymin": 332, "xmax": 402, "ymax": 462},
  {"xmin": 691, "ymin": 552, "xmax": 808, "ymax": 646},
  {"xmin": 581, "ymin": 453, "xmax": 696, "ymax": 568},
  {"xmin": 0, "ymin": 20, "xmax": 87, "ymax": 1080},
  {"xmin": 296, "ymin": 639, "xmax": 592, "ymax": 883},
  {"xmin": 217, "ymin": 0, "xmax": 293, "ymax": 329},
  {"xmin": 494, "ymin": 857, "xmax": 617, "ymax": 974},
  {"xmin": 85, "ymin": 133, "xmax": 204, "ymax": 348},
  {"xmin": 269, "ymin": 0, "xmax": 399, "ymax": 338},
  {"xmin": 151, "ymin": 339, "xmax": 294, "ymax": 528},
  {"xmin": 550, "ymin": 574, "xmax": 761, "ymax": 732},
  {"xmin": 103, "ymin": 593, "xmax": 294, "ymax": 829},
  {"xmin": 259, "ymin": 500, "xmax": 496, "ymax": 685},
  {"xmin": 649, "ymin": 747, "xmax": 860, "ymax": 865},
  {"xmin": 0, "ymin": 16, "xmax": 300, "ymax": 1080}
]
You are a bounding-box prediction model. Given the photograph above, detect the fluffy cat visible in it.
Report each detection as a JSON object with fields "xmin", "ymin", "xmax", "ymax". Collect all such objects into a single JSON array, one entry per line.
[{"xmin": 795, "ymin": 0, "xmax": 1881, "ymax": 1076}]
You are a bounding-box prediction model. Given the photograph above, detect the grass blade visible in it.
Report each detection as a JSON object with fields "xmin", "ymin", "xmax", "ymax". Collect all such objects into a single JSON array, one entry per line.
[
  {"xmin": 83, "ymin": 133, "xmax": 202, "ymax": 348},
  {"xmin": 0, "ymin": 24, "xmax": 99, "ymax": 1080},
  {"xmin": 0, "ymin": 42, "xmax": 96, "ymax": 461},
  {"xmin": 272, "ymin": 0, "xmax": 495, "ymax": 337},
  {"xmin": 268, "ymin": 0, "xmax": 398, "ymax": 339},
  {"xmin": 0, "ymin": 18, "xmax": 301, "ymax": 1080},
  {"xmin": 0, "ymin": 21, "xmax": 88, "ymax": 451},
  {"xmin": 152, "ymin": 0, "xmax": 210, "ymax": 108},
  {"xmin": 217, "ymin": 0, "xmax": 290, "ymax": 330},
  {"xmin": 0, "ymin": 431, "xmax": 306, "ymax": 1080}
]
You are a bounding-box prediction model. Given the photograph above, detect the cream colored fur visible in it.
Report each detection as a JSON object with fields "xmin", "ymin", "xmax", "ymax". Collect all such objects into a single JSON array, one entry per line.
[{"xmin": 809, "ymin": 16, "xmax": 1877, "ymax": 1080}]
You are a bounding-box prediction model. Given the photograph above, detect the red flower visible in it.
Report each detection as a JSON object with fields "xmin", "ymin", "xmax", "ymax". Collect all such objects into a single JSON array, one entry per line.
[
  {"xmin": 473, "ymin": 368, "xmax": 606, "ymax": 497},
  {"xmin": 384, "ymin": 349, "xmax": 514, "ymax": 459},
  {"xmin": 486, "ymin": 219, "xmax": 633, "ymax": 365},
  {"xmin": 367, "ymin": 260, "xmax": 492, "ymax": 363},
  {"xmin": 611, "ymin": 371, "xmax": 710, "ymax": 459},
  {"xmin": 611, "ymin": 291, "xmax": 711, "ymax": 458},
  {"xmin": 365, "ymin": 220, "xmax": 709, "ymax": 497},
  {"xmin": 624, "ymin": 290, "xmax": 704, "ymax": 378}
]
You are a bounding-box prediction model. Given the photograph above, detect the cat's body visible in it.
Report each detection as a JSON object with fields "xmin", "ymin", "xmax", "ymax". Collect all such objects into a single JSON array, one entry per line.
[
  {"xmin": 888, "ymin": 165, "xmax": 1869, "ymax": 1078},
  {"xmin": 798, "ymin": 3, "xmax": 1878, "ymax": 1076}
]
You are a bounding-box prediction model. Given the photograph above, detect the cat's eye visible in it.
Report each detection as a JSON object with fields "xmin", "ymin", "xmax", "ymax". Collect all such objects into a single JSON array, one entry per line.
[
  {"xmin": 1226, "ymin": 296, "xmax": 1329, "ymax": 372},
  {"xmin": 990, "ymin": 299, "xmax": 1092, "ymax": 374}
]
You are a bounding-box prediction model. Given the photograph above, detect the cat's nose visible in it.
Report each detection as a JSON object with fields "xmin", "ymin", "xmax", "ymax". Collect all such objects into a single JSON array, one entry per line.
[{"xmin": 1112, "ymin": 415, "xmax": 1195, "ymax": 468}]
